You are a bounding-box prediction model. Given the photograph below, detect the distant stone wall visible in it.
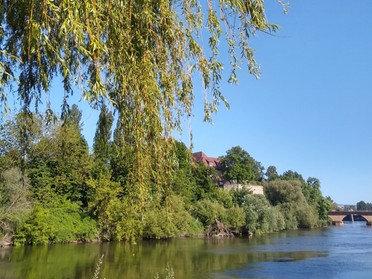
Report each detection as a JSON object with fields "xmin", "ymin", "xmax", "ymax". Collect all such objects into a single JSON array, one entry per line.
[{"xmin": 223, "ymin": 182, "xmax": 264, "ymax": 195}]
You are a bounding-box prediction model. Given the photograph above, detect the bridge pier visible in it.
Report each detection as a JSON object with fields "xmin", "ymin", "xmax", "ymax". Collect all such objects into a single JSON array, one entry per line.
[
  {"xmin": 328, "ymin": 214, "xmax": 345, "ymax": 226},
  {"xmin": 362, "ymin": 215, "xmax": 372, "ymax": 226}
]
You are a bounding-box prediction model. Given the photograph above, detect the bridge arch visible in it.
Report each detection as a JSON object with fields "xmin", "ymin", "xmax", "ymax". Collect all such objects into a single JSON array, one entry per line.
[
  {"xmin": 343, "ymin": 214, "xmax": 368, "ymax": 222},
  {"xmin": 328, "ymin": 211, "xmax": 372, "ymax": 226}
]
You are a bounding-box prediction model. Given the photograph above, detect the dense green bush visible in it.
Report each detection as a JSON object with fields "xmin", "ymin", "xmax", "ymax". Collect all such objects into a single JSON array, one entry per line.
[
  {"xmin": 225, "ymin": 206, "xmax": 245, "ymax": 232},
  {"xmin": 192, "ymin": 199, "xmax": 245, "ymax": 232},
  {"xmin": 260, "ymin": 206, "xmax": 286, "ymax": 232},
  {"xmin": 295, "ymin": 205, "xmax": 318, "ymax": 228},
  {"xmin": 193, "ymin": 199, "xmax": 228, "ymax": 227},
  {"xmin": 212, "ymin": 188, "xmax": 234, "ymax": 208},
  {"xmin": 97, "ymin": 196, "xmax": 143, "ymax": 242},
  {"xmin": 266, "ymin": 180, "xmax": 320, "ymax": 229},
  {"xmin": 231, "ymin": 188, "xmax": 285, "ymax": 233},
  {"xmin": 14, "ymin": 200, "xmax": 97, "ymax": 245},
  {"xmin": 143, "ymin": 195, "xmax": 203, "ymax": 239}
]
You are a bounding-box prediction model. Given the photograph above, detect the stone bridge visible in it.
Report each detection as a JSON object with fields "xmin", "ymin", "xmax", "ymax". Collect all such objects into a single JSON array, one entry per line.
[{"xmin": 328, "ymin": 211, "xmax": 372, "ymax": 226}]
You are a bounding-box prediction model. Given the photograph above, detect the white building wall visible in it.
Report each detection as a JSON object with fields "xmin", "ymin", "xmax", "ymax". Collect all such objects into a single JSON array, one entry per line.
[{"xmin": 223, "ymin": 182, "xmax": 264, "ymax": 195}]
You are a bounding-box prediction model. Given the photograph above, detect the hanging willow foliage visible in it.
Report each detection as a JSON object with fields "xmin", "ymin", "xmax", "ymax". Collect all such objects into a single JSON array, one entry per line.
[{"xmin": 0, "ymin": 0, "xmax": 283, "ymax": 228}]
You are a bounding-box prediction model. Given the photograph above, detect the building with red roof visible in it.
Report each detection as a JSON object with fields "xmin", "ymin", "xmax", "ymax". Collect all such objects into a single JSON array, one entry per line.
[
  {"xmin": 192, "ymin": 151, "xmax": 264, "ymax": 195},
  {"xmin": 192, "ymin": 151, "xmax": 220, "ymax": 168}
]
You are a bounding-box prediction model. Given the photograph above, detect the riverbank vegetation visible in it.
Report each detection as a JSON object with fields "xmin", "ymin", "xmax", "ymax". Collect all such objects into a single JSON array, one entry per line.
[{"xmin": 0, "ymin": 108, "xmax": 333, "ymax": 246}]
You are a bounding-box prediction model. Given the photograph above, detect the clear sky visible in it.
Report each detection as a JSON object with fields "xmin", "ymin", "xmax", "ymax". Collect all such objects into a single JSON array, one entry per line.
[
  {"xmin": 174, "ymin": 0, "xmax": 372, "ymax": 205},
  {"xmin": 75, "ymin": 0, "xmax": 372, "ymax": 205}
]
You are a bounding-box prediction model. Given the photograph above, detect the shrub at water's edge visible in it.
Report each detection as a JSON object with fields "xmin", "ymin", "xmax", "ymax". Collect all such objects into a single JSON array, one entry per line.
[{"xmin": 14, "ymin": 200, "xmax": 97, "ymax": 246}]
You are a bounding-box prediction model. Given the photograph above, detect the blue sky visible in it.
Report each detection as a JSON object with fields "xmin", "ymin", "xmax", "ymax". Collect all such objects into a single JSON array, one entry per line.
[
  {"xmin": 57, "ymin": 1, "xmax": 371, "ymax": 205},
  {"xmin": 177, "ymin": 0, "xmax": 372, "ymax": 205}
]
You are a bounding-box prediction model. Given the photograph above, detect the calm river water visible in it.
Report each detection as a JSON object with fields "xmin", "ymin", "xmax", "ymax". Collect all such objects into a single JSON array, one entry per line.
[{"xmin": 1, "ymin": 222, "xmax": 372, "ymax": 278}]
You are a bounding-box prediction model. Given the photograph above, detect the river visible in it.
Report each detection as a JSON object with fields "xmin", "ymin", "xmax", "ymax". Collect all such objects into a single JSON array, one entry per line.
[{"xmin": 1, "ymin": 222, "xmax": 372, "ymax": 278}]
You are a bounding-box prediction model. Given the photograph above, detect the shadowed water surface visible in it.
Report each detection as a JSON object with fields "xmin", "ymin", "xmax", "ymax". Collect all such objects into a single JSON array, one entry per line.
[{"xmin": 1, "ymin": 222, "xmax": 371, "ymax": 278}]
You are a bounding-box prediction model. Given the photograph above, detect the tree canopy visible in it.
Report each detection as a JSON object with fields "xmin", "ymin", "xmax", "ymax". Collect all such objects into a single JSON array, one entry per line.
[
  {"xmin": 220, "ymin": 146, "xmax": 264, "ymax": 183},
  {"xmin": 357, "ymin": 201, "xmax": 372, "ymax": 211},
  {"xmin": 0, "ymin": 0, "xmax": 281, "ymax": 113}
]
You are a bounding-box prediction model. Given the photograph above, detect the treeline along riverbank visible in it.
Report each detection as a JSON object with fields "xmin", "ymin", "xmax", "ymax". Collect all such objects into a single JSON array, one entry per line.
[{"xmin": 0, "ymin": 108, "xmax": 334, "ymax": 246}]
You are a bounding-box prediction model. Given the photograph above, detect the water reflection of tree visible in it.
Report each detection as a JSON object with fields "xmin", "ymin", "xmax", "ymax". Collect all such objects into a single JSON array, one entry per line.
[{"xmin": 0, "ymin": 238, "xmax": 328, "ymax": 279}]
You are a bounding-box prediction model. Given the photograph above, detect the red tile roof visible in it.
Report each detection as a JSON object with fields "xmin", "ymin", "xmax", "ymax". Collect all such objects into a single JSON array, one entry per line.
[{"xmin": 192, "ymin": 152, "xmax": 220, "ymax": 168}]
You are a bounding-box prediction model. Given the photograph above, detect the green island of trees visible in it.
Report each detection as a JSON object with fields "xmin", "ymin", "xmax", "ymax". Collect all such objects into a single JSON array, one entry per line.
[{"xmin": 1, "ymin": 108, "xmax": 334, "ymax": 245}]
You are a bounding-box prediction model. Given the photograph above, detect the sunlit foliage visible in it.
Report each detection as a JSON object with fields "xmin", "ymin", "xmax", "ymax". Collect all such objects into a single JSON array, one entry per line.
[{"xmin": 0, "ymin": 1, "xmax": 284, "ymax": 224}]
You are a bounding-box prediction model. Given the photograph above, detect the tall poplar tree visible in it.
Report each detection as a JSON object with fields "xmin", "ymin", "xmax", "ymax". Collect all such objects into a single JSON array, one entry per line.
[{"xmin": 92, "ymin": 103, "xmax": 114, "ymax": 177}]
